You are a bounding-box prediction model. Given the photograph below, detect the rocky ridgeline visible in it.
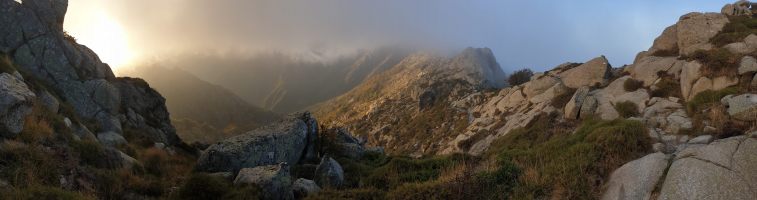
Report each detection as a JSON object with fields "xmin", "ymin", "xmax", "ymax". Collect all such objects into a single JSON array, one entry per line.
[
  {"xmin": 429, "ymin": 1, "xmax": 757, "ymax": 199},
  {"xmin": 313, "ymin": 47, "xmax": 507, "ymax": 156}
]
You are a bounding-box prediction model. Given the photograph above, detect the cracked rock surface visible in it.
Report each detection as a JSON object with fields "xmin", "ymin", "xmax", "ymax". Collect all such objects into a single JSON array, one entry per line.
[
  {"xmin": 659, "ymin": 136, "xmax": 757, "ymax": 200},
  {"xmin": 605, "ymin": 137, "xmax": 757, "ymax": 200}
]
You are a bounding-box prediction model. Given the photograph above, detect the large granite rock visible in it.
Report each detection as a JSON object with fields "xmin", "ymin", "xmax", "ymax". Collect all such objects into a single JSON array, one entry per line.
[
  {"xmin": 659, "ymin": 137, "xmax": 757, "ymax": 200},
  {"xmin": 113, "ymin": 78, "xmax": 179, "ymax": 144},
  {"xmin": 602, "ymin": 153, "xmax": 670, "ymax": 200},
  {"xmin": 629, "ymin": 57, "xmax": 678, "ymax": 87},
  {"xmin": 564, "ymin": 86, "xmax": 590, "ymax": 119},
  {"xmin": 557, "ymin": 56, "xmax": 611, "ymax": 88},
  {"xmin": 522, "ymin": 76, "xmax": 559, "ymax": 98},
  {"xmin": 314, "ymin": 156, "xmax": 344, "ymax": 188},
  {"xmin": 293, "ymin": 178, "xmax": 321, "ymax": 198},
  {"xmin": 680, "ymin": 61, "xmax": 703, "ymax": 100},
  {"xmin": 722, "ymin": 0, "xmax": 754, "ymax": 16},
  {"xmin": 332, "ymin": 128, "xmax": 366, "ymax": 160},
  {"xmin": 195, "ymin": 112, "xmax": 318, "ymax": 173},
  {"xmin": 739, "ymin": 56, "xmax": 757, "ymax": 75},
  {"xmin": 676, "ymin": 12, "xmax": 729, "ymax": 56},
  {"xmin": 0, "ymin": 73, "xmax": 35, "ymax": 137},
  {"xmin": 722, "ymin": 94, "xmax": 757, "ymax": 121},
  {"xmin": 233, "ymin": 163, "xmax": 294, "ymax": 200},
  {"xmin": 648, "ymin": 25, "xmax": 679, "ymax": 56}
]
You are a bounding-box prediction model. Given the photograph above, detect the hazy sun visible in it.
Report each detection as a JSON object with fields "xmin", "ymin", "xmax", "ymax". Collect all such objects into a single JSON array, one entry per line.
[{"xmin": 65, "ymin": 12, "xmax": 133, "ymax": 72}]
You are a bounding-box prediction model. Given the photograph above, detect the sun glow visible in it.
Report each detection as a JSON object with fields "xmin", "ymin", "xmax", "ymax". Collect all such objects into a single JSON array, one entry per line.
[{"xmin": 65, "ymin": 12, "xmax": 134, "ymax": 72}]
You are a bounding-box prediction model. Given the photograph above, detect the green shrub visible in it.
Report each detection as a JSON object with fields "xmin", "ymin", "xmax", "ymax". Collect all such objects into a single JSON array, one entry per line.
[
  {"xmin": 70, "ymin": 139, "xmax": 106, "ymax": 166},
  {"xmin": 364, "ymin": 154, "xmax": 472, "ymax": 189},
  {"xmin": 488, "ymin": 118, "xmax": 650, "ymax": 199},
  {"xmin": 472, "ymin": 156, "xmax": 520, "ymax": 199},
  {"xmin": 650, "ymin": 78, "xmax": 681, "ymax": 98},
  {"xmin": 711, "ymin": 16, "xmax": 757, "ymax": 47},
  {"xmin": 614, "ymin": 101, "xmax": 640, "ymax": 118},
  {"xmin": 686, "ymin": 48, "xmax": 740, "ymax": 78},
  {"xmin": 623, "ymin": 78, "xmax": 644, "ymax": 92},
  {"xmin": 687, "ymin": 87, "xmax": 740, "ymax": 114},
  {"xmin": 650, "ymin": 48, "xmax": 679, "ymax": 57},
  {"xmin": 508, "ymin": 69, "xmax": 534, "ymax": 86}
]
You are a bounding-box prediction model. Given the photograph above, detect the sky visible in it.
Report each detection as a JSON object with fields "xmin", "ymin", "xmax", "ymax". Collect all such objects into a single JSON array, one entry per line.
[{"xmin": 63, "ymin": 0, "xmax": 732, "ymax": 72}]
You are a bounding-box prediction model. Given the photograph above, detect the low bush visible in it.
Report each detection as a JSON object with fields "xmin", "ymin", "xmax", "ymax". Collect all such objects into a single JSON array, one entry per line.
[
  {"xmin": 710, "ymin": 16, "xmax": 757, "ymax": 47},
  {"xmin": 686, "ymin": 48, "xmax": 740, "ymax": 78},
  {"xmin": 650, "ymin": 78, "xmax": 681, "ymax": 98},
  {"xmin": 70, "ymin": 139, "xmax": 106, "ymax": 166},
  {"xmin": 508, "ymin": 69, "xmax": 534, "ymax": 86},
  {"xmin": 686, "ymin": 87, "xmax": 740, "ymax": 114},
  {"xmin": 623, "ymin": 78, "xmax": 645, "ymax": 92},
  {"xmin": 364, "ymin": 154, "xmax": 472, "ymax": 189},
  {"xmin": 614, "ymin": 101, "xmax": 640, "ymax": 118},
  {"xmin": 488, "ymin": 118, "xmax": 650, "ymax": 199},
  {"xmin": 142, "ymin": 147, "xmax": 170, "ymax": 176},
  {"xmin": 650, "ymin": 48, "xmax": 679, "ymax": 57}
]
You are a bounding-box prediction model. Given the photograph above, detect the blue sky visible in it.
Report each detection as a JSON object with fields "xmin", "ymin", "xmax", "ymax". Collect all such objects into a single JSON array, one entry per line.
[
  {"xmin": 441, "ymin": 1, "xmax": 732, "ymax": 71},
  {"xmin": 67, "ymin": 0, "xmax": 733, "ymax": 72}
]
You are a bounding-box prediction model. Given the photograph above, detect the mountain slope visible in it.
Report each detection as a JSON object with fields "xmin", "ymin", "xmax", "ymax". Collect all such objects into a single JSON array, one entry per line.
[
  {"xmin": 313, "ymin": 47, "xmax": 507, "ymax": 155},
  {"xmin": 124, "ymin": 66, "xmax": 279, "ymax": 143}
]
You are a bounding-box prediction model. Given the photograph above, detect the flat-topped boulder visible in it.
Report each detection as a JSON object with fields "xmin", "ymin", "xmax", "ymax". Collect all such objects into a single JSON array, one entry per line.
[{"xmin": 195, "ymin": 112, "xmax": 318, "ymax": 173}]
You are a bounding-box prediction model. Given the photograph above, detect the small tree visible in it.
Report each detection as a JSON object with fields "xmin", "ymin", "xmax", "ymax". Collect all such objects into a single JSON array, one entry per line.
[{"xmin": 507, "ymin": 68, "xmax": 534, "ymax": 86}]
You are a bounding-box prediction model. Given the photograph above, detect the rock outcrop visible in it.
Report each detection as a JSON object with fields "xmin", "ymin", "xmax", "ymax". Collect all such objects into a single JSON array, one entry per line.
[
  {"xmin": 314, "ymin": 156, "xmax": 345, "ymax": 188},
  {"xmin": 293, "ymin": 178, "xmax": 321, "ymax": 198},
  {"xmin": 557, "ymin": 56, "xmax": 611, "ymax": 88},
  {"xmin": 195, "ymin": 112, "xmax": 318, "ymax": 173},
  {"xmin": 233, "ymin": 163, "xmax": 294, "ymax": 200},
  {"xmin": 604, "ymin": 137, "xmax": 757, "ymax": 200},
  {"xmin": 722, "ymin": 0, "xmax": 755, "ymax": 16},
  {"xmin": 676, "ymin": 13, "xmax": 729, "ymax": 56},
  {"xmin": 659, "ymin": 137, "xmax": 757, "ymax": 200},
  {"xmin": 601, "ymin": 153, "xmax": 670, "ymax": 200},
  {"xmin": 0, "ymin": 0, "xmax": 179, "ymax": 145},
  {"xmin": 0, "ymin": 73, "xmax": 35, "ymax": 137},
  {"xmin": 722, "ymin": 94, "xmax": 757, "ymax": 121}
]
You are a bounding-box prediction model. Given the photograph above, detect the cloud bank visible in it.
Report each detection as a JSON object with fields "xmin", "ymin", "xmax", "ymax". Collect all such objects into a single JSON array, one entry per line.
[{"xmin": 65, "ymin": 0, "xmax": 730, "ymax": 71}]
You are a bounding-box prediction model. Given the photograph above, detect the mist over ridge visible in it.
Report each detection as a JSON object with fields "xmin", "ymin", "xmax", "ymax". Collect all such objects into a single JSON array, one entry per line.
[{"xmin": 67, "ymin": 0, "xmax": 732, "ymax": 72}]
